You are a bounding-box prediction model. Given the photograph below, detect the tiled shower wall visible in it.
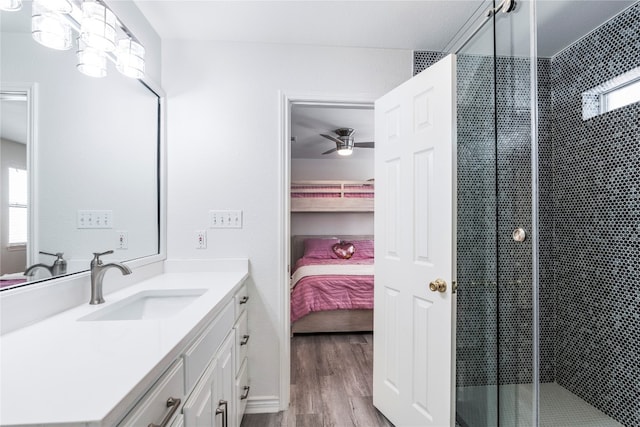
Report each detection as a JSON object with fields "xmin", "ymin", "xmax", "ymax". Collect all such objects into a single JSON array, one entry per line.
[
  {"xmin": 551, "ymin": 3, "xmax": 640, "ymax": 426},
  {"xmin": 415, "ymin": 2, "xmax": 639, "ymax": 425}
]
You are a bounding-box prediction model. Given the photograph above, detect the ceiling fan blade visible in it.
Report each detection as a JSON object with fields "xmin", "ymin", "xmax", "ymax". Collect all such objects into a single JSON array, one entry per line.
[
  {"xmin": 320, "ymin": 134, "xmax": 343, "ymax": 145},
  {"xmin": 322, "ymin": 148, "xmax": 338, "ymax": 155},
  {"xmin": 354, "ymin": 142, "xmax": 375, "ymax": 148}
]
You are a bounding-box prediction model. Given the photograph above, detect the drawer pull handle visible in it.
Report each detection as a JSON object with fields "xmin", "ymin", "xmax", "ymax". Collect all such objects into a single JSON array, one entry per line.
[
  {"xmin": 215, "ymin": 399, "xmax": 228, "ymax": 427},
  {"xmin": 241, "ymin": 385, "xmax": 250, "ymax": 400},
  {"xmin": 240, "ymin": 334, "xmax": 250, "ymax": 346},
  {"xmin": 148, "ymin": 396, "xmax": 181, "ymax": 427},
  {"xmin": 239, "ymin": 295, "xmax": 249, "ymax": 304}
]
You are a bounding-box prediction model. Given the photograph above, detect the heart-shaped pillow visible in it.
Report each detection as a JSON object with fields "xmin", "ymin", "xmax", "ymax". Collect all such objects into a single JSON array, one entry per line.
[{"xmin": 332, "ymin": 241, "xmax": 355, "ymax": 259}]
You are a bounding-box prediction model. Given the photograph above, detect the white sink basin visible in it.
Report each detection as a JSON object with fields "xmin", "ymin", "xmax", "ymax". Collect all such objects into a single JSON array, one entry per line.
[{"xmin": 78, "ymin": 289, "xmax": 208, "ymax": 321}]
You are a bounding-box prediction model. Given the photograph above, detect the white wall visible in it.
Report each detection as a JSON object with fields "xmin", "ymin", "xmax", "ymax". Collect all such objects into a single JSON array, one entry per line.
[
  {"xmin": 291, "ymin": 158, "xmax": 374, "ymax": 237},
  {"xmin": 163, "ymin": 40, "xmax": 411, "ymax": 407}
]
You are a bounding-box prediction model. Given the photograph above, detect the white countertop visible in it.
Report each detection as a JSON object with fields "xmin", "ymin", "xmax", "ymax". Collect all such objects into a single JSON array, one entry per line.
[{"xmin": 0, "ymin": 269, "xmax": 248, "ymax": 426}]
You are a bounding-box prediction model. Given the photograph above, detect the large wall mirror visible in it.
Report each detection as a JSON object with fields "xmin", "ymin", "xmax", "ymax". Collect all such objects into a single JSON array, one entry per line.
[{"xmin": 0, "ymin": 3, "xmax": 160, "ymax": 290}]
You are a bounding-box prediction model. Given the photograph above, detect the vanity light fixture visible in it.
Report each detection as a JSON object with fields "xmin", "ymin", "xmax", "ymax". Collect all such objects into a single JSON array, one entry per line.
[
  {"xmin": 32, "ymin": 1, "xmax": 73, "ymax": 50},
  {"xmin": 29, "ymin": 0, "xmax": 145, "ymax": 79},
  {"xmin": 0, "ymin": 0, "xmax": 22, "ymax": 11},
  {"xmin": 77, "ymin": 39, "xmax": 107, "ymax": 78},
  {"xmin": 80, "ymin": 1, "xmax": 116, "ymax": 52},
  {"xmin": 116, "ymin": 38, "xmax": 145, "ymax": 79}
]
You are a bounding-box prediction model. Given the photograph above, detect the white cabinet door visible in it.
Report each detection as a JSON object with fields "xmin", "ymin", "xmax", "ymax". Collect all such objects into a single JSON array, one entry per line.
[
  {"xmin": 217, "ymin": 332, "xmax": 236, "ymax": 427},
  {"xmin": 373, "ymin": 54, "xmax": 456, "ymax": 426},
  {"xmin": 183, "ymin": 358, "xmax": 218, "ymax": 427},
  {"xmin": 184, "ymin": 331, "xmax": 236, "ymax": 427}
]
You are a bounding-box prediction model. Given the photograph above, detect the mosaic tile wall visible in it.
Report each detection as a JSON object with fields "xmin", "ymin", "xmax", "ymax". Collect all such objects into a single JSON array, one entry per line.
[
  {"xmin": 550, "ymin": 3, "xmax": 640, "ymax": 425},
  {"xmin": 414, "ymin": 52, "xmax": 555, "ymax": 387}
]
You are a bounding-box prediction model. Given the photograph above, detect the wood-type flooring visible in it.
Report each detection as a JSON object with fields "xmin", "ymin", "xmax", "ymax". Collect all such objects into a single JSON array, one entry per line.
[{"xmin": 240, "ymin": 333, "xmax": 393, "ymax": 427}]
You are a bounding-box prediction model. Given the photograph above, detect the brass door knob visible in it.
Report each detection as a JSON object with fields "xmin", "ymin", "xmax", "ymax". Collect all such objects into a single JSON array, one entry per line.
[{"xmin": 429, "ymin": 278, "xmax": 447, "ymax": 293}]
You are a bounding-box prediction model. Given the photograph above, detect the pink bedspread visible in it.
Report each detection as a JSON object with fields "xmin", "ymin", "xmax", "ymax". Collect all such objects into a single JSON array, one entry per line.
[{"xmin": 290, "ymin": 258, "xmax": 374, "ymax": 323}]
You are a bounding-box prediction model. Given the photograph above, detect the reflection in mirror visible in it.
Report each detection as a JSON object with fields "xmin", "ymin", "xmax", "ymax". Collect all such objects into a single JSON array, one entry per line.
[
  {"xmin": 0, "ymin": 92, "xmax": 28, "ymax": 285},
  {"xmin": 0, "ymin": 2, "xmax": 160, "ymax": 290}
]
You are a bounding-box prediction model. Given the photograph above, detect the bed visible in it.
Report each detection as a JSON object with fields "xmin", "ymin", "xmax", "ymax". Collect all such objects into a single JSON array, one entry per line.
[
  {"xmin": 290, "ymin": 180, "xmax": 374, "ymax": 212},
  {"xmin": 290, "ymin": 235, "xmax": 374, "ymax": 334}
]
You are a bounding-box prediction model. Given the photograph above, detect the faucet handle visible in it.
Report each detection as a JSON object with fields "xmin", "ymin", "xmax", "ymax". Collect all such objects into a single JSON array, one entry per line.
[
  {"xmin": 92, "ymin": 250, "xmax": 114, "ymax": 265},
  {"xmin": 40, "ymin": 251, "xmax": 64, "ymax": 259}
]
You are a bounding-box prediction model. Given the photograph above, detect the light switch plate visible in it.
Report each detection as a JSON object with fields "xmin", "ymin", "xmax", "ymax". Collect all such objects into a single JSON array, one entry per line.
[
  {"xmin": 209, "ymin": 210, "xmax": 243, "ymax": 229},
  {"xmin": 77, "ymin": 210, "xmax": 113, "ymax": 229}
]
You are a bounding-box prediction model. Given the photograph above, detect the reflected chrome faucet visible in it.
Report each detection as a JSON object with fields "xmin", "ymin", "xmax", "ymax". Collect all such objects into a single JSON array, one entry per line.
[
  {"xmin": 90, "ymin": 250, "xmax": 132, "ymax": 305},
  {"xmin": 25, "ymin": 252, "xmax": 67, "ymax": 277}
]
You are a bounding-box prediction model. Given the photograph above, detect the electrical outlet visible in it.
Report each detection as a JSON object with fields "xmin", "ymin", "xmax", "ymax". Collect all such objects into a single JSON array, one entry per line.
[
  {"xmin": 77, "ymin": 210, "xmax": 113, "ymax": 229},
  {"xmin": 116, "ymin": 231, "xmax": 128, "ymax": 249},
  {"xmin": 209, "ymin": 210, "xmax": 243, "ymax": 229},
  {"xmin": 195, "ymin": 230, "xmax": 207, "ymax": 249}
]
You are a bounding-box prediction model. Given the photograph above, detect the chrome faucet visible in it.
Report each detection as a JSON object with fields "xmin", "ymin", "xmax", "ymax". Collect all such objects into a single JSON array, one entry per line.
[
  {"xmin": 25, "ymin": 252, "xmax": 67, "ymax": 277},
  {"xmin": 89, "ymin": 250, "xmax": 132, "ymax": 305}
]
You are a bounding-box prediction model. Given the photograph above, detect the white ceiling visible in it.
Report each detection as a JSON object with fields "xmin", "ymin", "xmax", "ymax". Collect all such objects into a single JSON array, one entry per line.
[{"xmin": 134, "ymin": 0, "xmax": 635, "ymax": 57}]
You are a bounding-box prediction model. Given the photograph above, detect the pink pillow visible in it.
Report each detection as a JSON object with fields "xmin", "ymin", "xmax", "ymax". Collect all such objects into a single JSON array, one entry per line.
[
  {"xmin": 303, "ymin": 238, "xmax": 339, "ymax": 259},
  {"xmin": 332, "ymin": 241, "xmax": 355, "ymax": 259},
  {"xmin": 351, "ymin": 240, "xmax": 374, "ymax": 259}
]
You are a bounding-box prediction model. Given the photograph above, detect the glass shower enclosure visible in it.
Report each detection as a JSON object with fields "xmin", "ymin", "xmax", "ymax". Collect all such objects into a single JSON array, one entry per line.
[{"xmin": 429, "ymin": 0, "xmax": 640, "ymax": 426}]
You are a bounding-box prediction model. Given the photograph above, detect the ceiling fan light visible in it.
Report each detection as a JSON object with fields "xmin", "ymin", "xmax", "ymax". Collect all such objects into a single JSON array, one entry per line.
[
  {"xmin": 32, "ymin": 3, "xmax": 73, "ymax": 50},
  {"xmin": 337, "ymin": 147, "xmax": 353, "ymax": 156},
  {"xmin": 0, "ymin": 0, "xmax": 22, "ymax": 11},
  {"xmin": 81, "ymin": 1, "xmax": 117, "ymax": 52}
]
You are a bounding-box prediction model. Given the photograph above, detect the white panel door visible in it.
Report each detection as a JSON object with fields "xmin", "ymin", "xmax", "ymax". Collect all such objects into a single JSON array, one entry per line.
[{"xmin": 373, "ymin": 54, "xmax": 456, "ymax": 427}]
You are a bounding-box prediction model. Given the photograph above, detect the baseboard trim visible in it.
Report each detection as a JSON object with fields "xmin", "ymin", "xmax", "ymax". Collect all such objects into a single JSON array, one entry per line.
[{"xmin": 244, "ymin": 395, "xmax": 281, "ymax": 414}]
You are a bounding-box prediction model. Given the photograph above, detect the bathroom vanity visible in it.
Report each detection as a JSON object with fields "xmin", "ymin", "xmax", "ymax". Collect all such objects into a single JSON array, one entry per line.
[{"xmin": 0, "ymin": 264, "xmax": 250, "ymax": 427}]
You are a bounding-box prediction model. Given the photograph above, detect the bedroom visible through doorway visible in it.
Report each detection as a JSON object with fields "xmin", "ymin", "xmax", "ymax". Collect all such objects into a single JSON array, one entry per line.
[{"xmin": 286, "ymin": 101, "xmax": 377, "ymax": 416}]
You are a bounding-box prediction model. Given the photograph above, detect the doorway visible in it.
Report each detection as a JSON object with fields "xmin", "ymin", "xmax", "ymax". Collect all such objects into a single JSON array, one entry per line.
[{"xmin": 278, "ymin": 95, "xmax": 376, "ymax": 410}]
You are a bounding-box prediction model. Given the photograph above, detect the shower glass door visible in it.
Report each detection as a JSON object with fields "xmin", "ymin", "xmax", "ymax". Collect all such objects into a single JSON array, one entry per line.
[
  {"xmin": 454, "ymin": 2, "xmax": 499, "ymax": 425},
  {"xmin": 455, "ymin": 0, "xmax": 536, "ymax": 425},
  {"xmin": 493, "ymin": 1, "xmax": 537, "ymax": 425}
]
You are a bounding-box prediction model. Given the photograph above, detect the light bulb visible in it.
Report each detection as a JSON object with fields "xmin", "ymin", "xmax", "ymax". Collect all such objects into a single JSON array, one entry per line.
[
  {"xmin": 32, "ymin": 2, "xmax": 72, "ymax": 50},
  {"xmin": 80, "ymin": 1, "xmax": 116, "ymax": 52},
  {"xmin": 0, "ymin": 0, "xmax": 22, "ymax": 11},
  {"xmin": 77, "ymin": 40, "xmax": 107, "ymax": 78},
  {"xmin": 116, "ymin": 38, "xmax": 145, "ymax": 79}
]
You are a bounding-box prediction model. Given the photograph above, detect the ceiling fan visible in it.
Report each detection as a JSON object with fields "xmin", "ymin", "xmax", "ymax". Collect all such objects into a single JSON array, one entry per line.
[{"xmin": 320, "ymin": 128, "xmax": 375, "ymax": 156}]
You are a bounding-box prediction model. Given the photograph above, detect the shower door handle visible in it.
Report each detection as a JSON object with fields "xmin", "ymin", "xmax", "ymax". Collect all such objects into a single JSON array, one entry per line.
[{"xmin": 429, "ymin": 279, "xmax": 447, "ymax": 293}]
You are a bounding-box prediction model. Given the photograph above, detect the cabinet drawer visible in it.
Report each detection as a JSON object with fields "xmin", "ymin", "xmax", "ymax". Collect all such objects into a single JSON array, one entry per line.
[
  {"xmin": 234, "ymin": 310, "xmax": 248, "ymax": 374},
  {"xmin": 118, "ymin": 360, "xmax": 184, "ymax": 427},
  {"xmin": 235, "ymin": 358, "xmax": 249, "ymax": 427},
  {"xmin": 234, "ymin": 284, "xmax": 249, "ymax": 318},
  {"xmin": 183, "ymin": 300, "xmax": 234, "ymax": 393}
]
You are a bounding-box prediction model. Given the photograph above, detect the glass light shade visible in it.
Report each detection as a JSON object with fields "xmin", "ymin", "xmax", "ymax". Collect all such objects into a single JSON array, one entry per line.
[
  {"xmin": 32, "ymin": 3, "xmax": 72, "ymax": 50},
  {"xmin": 80, "ymin": 1, "xmax": 117, "ymax": 52},
  {"xmin": 0, "ymin": 0, "xmax": 22, "ymax": 11},
  {"xmin": 33, "ymin": 0, "xmax": 71, "ymax": 13},
  {"xmin": 116, "ymin": 38, "xmax": 145, "ymax": 79},
  {"xmin": 77, "ymin": 41, "xmax": 107, "ymax": 77},
  {"xmin": 337, "ymin": 148, "xmax": 353, "ymax": 156}
]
